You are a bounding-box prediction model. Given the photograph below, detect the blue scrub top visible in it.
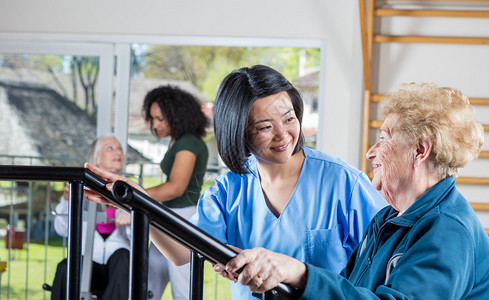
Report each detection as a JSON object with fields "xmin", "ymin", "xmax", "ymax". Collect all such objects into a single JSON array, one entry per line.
[{"xmin": 190, "ymin": 147, "xmax": 386, "ymax": 299}]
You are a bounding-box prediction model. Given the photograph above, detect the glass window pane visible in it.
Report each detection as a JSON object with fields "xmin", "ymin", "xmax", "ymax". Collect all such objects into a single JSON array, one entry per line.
[
  {"xmin": 0, "ymin": 51, "xmax": 104, "ymax": 299},
  {"xmin": 0, "ymin": 53, "xmax": 100, "ymax": 166},
  {"xmin": 127, "ymin": 45, "xmax": 320, "ymax": 178}
]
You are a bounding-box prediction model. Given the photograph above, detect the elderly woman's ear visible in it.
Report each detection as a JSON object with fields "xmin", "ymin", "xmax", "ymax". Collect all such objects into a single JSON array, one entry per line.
[{"xmin": 413, "ymin": 138, "xmax": 432, "ymax": 168}]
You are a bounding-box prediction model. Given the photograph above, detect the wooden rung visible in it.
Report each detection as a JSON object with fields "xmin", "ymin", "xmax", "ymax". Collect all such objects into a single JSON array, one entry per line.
[
  {"xmin": 456, "ymin": 177, "xmax": 489, "ymax": 185},
  {"xmin": 366, "ymin": 172, "xmax": 489, "ymax": 185},
  {"xmin": 370, "ymin": 94, "xmax": 489, "ymax": 106},
  {"xmin": 369, "ymin": 120, "xmax": 383, "ymax": 128},
  {"xmin": 369, "ymin": 120, "xmax": 489, "ymax": 132},
  {"xmin": 469, "ymin": 98, "xmax": 489, "ymax": 105},
  {"xmin": 374, "ymin": 35, "xmax": 489, "ymax": 45},
  {"xmin": 479, "ymin": 151, "xmax": 489, "ymax": 159},
  {"xmin": 486, "ymin": 228, "xmax": 489, "ymax": 235},
  {"xmin": 371, "ymin": 94, "xmax": 383, "ymax": 102},
  {"xmin": 375, "ymin": 9, "xmax": 489, "ymax": 18},
  {"xmin": 471, "ymin": 202, "xmax": 489, "ymax": 211}
]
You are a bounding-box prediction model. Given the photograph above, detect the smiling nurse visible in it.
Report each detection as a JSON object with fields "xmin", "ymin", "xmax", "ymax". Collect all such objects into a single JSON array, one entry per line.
[{"xmin": 85, "ymin": 65, "xmax": 386, "ymax": 300}]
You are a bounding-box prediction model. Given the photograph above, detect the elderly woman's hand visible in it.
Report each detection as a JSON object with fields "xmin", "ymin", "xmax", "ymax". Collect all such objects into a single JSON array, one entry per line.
[
  {"xmin": 212, "ymin": 263, "xmax": 237, "ymax": 282},
  {"xmin": 84, "ymin": 162, "xmax": 148, "ymax": 206},
  {"xmin": 212, "ymin": 245, "xmax": 242, "ymax": 282},
  {"xmin": 224, "ymin": 247, "xmax": 308, "ymax": 293},
  {"xmin": 115, "ymin": 212, "xmax": 131, "ymax": 226}
]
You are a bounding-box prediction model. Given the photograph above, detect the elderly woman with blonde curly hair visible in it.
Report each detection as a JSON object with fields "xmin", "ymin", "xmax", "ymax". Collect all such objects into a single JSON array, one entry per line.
[{"xmin": 224, "ymin": 82, "xmax": 489, "ymax": 299}]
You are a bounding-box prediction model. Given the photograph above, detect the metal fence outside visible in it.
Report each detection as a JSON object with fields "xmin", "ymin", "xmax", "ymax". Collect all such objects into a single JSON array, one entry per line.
[{"xmin": 0, "ymin": 155, "xmax": 229, "ymax": 300}]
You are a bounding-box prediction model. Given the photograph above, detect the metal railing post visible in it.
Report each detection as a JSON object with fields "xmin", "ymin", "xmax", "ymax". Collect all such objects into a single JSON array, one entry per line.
[
  {"xmin": 67, "ymin": 180, "xmax": 84, "ymax": 300},
  {"xmin": 130, "ymin": 209, "xmax": 149, "ymax": 300},
  {"xmin": 190, "ymin": 251, "xmax": 205, "ymax": 300}
]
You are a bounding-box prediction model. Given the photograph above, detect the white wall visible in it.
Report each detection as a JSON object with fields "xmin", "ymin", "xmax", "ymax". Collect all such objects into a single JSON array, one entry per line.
[
  {"xmin": 1, "ymin": 0, "xmax": 488, "ymax": 178},
  {"xmin": 0, "ymin": 0, "xmax": 347, "ymax": 39},
  {"xmin": 0, "ymin": 0, "xmax": 366, "ymax": 166}
]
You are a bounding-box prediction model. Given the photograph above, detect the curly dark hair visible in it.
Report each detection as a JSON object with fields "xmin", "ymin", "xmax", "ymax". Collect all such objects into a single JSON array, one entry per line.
[{"xmin": 142, "ymin": 85, "xmax": 209, "ymax": 139}]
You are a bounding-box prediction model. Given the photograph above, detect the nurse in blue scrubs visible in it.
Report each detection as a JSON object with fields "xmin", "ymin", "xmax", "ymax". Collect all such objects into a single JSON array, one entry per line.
[{"xmin": 86, "ymin": 65, "xmax": 386, "ymax": 300}]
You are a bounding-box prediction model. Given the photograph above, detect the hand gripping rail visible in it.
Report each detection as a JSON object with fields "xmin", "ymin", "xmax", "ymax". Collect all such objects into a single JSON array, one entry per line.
[
  {"xmin": 111, "ymin": 180, "xmax": 300, "ymax": 300},
  {"xmin": 0, "ymin": 166, "xmax": 300, "ymax": 300}
]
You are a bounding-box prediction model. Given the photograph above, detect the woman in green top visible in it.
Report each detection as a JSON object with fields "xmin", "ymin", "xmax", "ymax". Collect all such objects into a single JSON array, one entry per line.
[{"xmin": 142, "ymin": 85, "xmax": 209, "ymax": 300}]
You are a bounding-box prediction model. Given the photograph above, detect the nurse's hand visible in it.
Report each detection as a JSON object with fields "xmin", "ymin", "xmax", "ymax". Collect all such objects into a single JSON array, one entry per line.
[
  {"xmin": 84, "ymin": 162, "xmax": 147, "ymax": 206},
  {"xmin": 225, "ymin": 247, "xmax": 308, "ymax": 293}
]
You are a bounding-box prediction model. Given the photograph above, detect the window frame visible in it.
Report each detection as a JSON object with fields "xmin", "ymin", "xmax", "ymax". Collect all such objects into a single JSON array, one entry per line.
[{"xmin": 0, "ymin": 33, "xmax": 326, "ymax": 157}]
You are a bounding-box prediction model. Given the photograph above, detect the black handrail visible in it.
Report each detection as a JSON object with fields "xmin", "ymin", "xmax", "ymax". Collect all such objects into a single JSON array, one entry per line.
[
  {"xmin": 0, "ymin": 166, "xmax": 300, "ymax": 299},
  {"xmin": 111, "ymin": 180, "xmax": 300, "ymax": 299}
]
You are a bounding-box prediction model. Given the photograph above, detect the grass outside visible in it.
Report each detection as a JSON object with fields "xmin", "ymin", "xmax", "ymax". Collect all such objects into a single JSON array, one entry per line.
[
  {"xmin": 0, "ymin": 238, "xmax": 231, "ymax": 299},
  {"xmin": 0, "ymin": 178, "xmax": 231, "ymax": 299},
  {"xmin": 0, "ymin": 239, "xmax": 65, "ymax": 300}
]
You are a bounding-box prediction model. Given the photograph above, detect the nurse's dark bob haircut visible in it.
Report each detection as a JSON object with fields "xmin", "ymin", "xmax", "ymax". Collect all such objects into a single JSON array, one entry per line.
[{"xmin": 214, "ymin": 65, "xmax": 304, "ymax": 174}]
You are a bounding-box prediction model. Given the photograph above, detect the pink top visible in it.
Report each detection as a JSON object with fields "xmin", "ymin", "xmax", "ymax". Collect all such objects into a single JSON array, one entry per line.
[{"xmin": 96, "ymin": 207, "xmax": 116, "ymax": 234}]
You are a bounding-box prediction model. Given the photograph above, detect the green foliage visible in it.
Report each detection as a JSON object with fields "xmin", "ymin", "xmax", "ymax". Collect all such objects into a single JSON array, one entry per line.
[
  {"xmin": 201, "ymin": 180, "xmax": 215, "ymax": 193},
  {"xmin": 134, "ymin": 45, "xmax": 320, "ymax": 101},
  {"xmin": 141, "ymin": 46, "xmax": 246, "ymax": 89},
  {"xmin": 141, "ymin": 176, "xmax": 165, "ymax": 189},
  {"xmin": 200, "ymin": 55, "xmax": 243, "ymax": 101},
  {"xmin": 30, "ymin": 55, "xmax": 64, "ymax": 73},
  {"xmin": 0, "ymin": 54, "xmax": 59, "ymax": 70}
]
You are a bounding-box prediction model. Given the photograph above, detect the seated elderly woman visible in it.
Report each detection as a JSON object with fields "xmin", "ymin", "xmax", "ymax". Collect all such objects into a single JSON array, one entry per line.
[
  {"xmin": 51, "ymin": 135, "xmax": 131, "ymax": 300},
  {"xmin": 224, "ymin": 83, "xmax": 489, "ymax": 299}
]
